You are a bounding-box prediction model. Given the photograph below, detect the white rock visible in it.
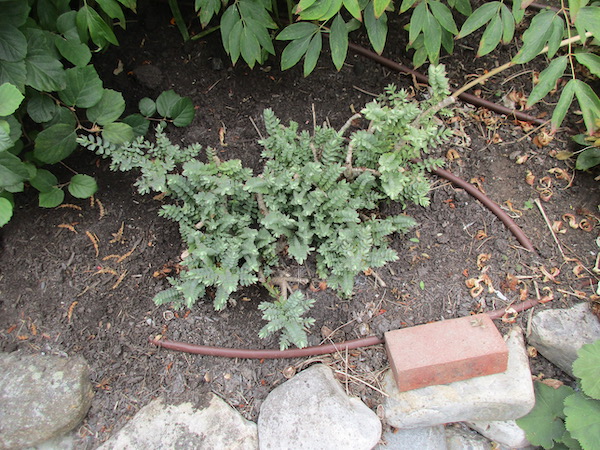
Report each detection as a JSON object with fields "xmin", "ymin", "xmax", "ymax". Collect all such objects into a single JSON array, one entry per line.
[
  {"xmin": 0, "ymin": 353, "xmax": 93, "ymax": 449},
  {"xmin": 383, "ymin": 327, "xmax": 534, "ymax": 428},
  {"xmin": 99, "ymin": 395, "xmax": 258, "ymax": 449},
  {"xmin": 466, "ymin": 420, "xmax": 530, "ymax": 448},
  {"xmin": 258, "ymin": 364, "xmax": 381, "ymax": 450},
  {"xmin": 528, "ymin": 302, "xmax": 600, "ymax": 376},
  {"xmin": 445, "ymin": 425, "xmax": 492, "ymax": 450},
  {"xmin": 376, "ymin": 425, "xmax": 447, "ymax": 449}
]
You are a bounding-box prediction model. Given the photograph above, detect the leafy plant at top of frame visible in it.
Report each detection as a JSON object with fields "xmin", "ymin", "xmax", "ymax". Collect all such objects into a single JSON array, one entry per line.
[
  {"xmin": 78, "ymin": 64, "xmax": 451, "ymax": 349},
  {"xmin": 517, "ymin": 338, "xmax": 600, "ymax": 449},
  {"xmin": 0, "ymin": 1, "xmax": 196, "ymax": 227}
]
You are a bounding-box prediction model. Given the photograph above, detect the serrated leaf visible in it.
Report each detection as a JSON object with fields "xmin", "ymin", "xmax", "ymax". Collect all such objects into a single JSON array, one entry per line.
[
  {"xmin": 564, "ymin": 393, "xmax": 600, "ymax": 449},
  {"xmin": 527, "ymin": 56, "xmax": 568, "ymax": 107},
  {"xmin": 156, "ymin": 90, "xmax": 182, "ymax": 118},
  {"xmin": 575, "ymin": 6, "xmax": 600, "ymax": 41},
  {"xmin": 573, "ymin": 80, "xmax": 600, "ymax": 133},
  {"xmin": 477, "ymin": 14, "xmax": 502, "ymax": 57},
  {"xmin": 429, "ymin": 1, "xmax": 458, "ymax": 35},
  {"xmin": 457, "ymin": 2, "xmax": 500, "ymax": 39},
  {"xmin": 343, "ymin": 0, "xmax": 362, "ymax": 20},
  {"xmin": 33, "ymin": 123, "xmax": 77, "ymax": 164},
  {"xmin": 409, "ymin": 1, "xmax": 427, "ymax": 44},
  {"xmin": 0, "ymin": 83, "xmax": 23, "ymax": 116},
  {"xmin": 573, "ymin": 340, "xmax": 600, "ymax": 399},
  {"xmin": 0, "ymin": 149, "xmax": 29, "ymax": 188},
  {"xmin": 30, "ymin": 168, "xmax": 58, "ymax": 192},
  {"xmin": 122, "ymin": 114, "xmax": 150, "ymax": 137},
  {"xmin": 38, "ymin": 187, "xmax": 64, "ymax": 207},
  {"xmin": 423, "ymin": 10, "xmax": 441, "ymax": 63},
  {"xmin": 68, "ymin": 174, "xmax": 97, "ymax": 198},
  {"xmin": 171, "ymin": 97, "xmax": 195, "ymax": 127},
  {"xmin": 551, "ymin": 79, "xmax": 576, "ymax": 132},
  {"xmin": 516, "ymin": 382, "xmax": 573, "ymax": 449},
  {"xmin": 512, "ymin": 11, "xmax": 554, "ymax": 64},
  {"xmin": 24, "ymin": 54, "xmax": 66, "ymax": 92},
  {"xmin": 240, "ymin": 26, "xmax": 261, "ymax": 68},
  {"xmin": 54, "ymin": 36, "xmax": 92, "ymax": 67},
  {"xmin": 139, "ymin": 97, "xmax": 156, "ymax": 116},
  {"xmin": 0, "ymin": 197, "xmax": 12, "ymax": 227},
  {"xmin": 0, "ymin": 25, "xmax": 27, "ymax": 62},
  {"xmin": 575, "ymin": 53, "xmax": 600, "ymax": 78},
  {"xmin": 576, "ymin": 148, "xmax": 600, "ymax": 170},
  {"xmin": 330, "ymin": 14, "xmax": 348, "ymax": 71},
  {"xmin": 373, "ymin": 0, "xmax": 391, "ymax": 18},
  {"xmin": 277, "ymin": 22, "xmax": 320, "ymax": 41},
  {"xmin": 281, "ymin": 35, "xmax": 312, "ymax": 71},
  {"xmin": 58, "ymin": 65, "xmax": 103, "ymax": 108},
  {"xmin": 365, "ymin": 0, "xmax": 387, "ymax": 54},
  {"xmin": 500, "ymin": 3, "xmax": 515, "ymax": 44},
  {"xmin": 101, "ymin": 122, "xmax": 134, "ymax": 144},
  {"xmin": 86, "ymin": 89, "xmax": 125, "ymax": 125},
  {"xmin": 304, "ymin": 32, "xmax": 322, "ymax": 76},
  {"xmin": 27, "ymin": 92, "xmax": 58, "ymax": 123},
  {"xmin": 220, "ymin": 5, "xmax": 240, "ymax": 54}
]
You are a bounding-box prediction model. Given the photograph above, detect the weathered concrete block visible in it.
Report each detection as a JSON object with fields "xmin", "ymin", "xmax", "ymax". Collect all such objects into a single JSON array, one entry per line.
[{"xmin": 383, "ymin": 327, "xmax": 534, "ymax": 428}]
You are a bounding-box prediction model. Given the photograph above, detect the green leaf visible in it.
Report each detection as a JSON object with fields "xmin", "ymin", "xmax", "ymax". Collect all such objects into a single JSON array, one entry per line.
[
  {"xmin": 0, "ymin": 83, "xmax": 23, "ymax": 116},
  {"xmin": 304, "ymin": 32, "xmax": 322, "ymax": 76},
  {"xmin": 297, "ymin": 0, "xmax": 318, "ymax": 12},
  {"xmin": 54, "ymin": 36, "xmax": 92, "ymax": 67},
  {"xmin": 30, "ymin": 168, "xmax": 58, "ymax": 192},
  {"xmin": 0, "ymin": 1, "xmax": 30, "ymax": 28},
  {"xmin": 46, "ymin": 106, "xmax": 76, "ymax": 128},
  {"xmin": 96, "ymin": 0, "xmax": 126, "ymax": 24},
  {"xmin": 245, "ymin": 18, "xmax": 275, "ymax": 55},
  {"xmin": 551, "ymin": 79, "xmax": 576, "ymax": 132},
  {"xmin": 0, "ymin": 60, "xmax": 26, "ymax": 92},
  {"xmin": 171, "ymin": 97, "xmax": 195, "ymax": 127},
  {"xmin": 24, "ymin": 54, "xmax": 67, "ymax": 92},
  {"xmin": 220, "ymin": 5, "xmax": 240, "ymax": 54},
  {"xmin": 0, "ymin": 197, "xmax": 12, "ymax": 227},
  {"xmin": 330, "ymin": 14, "xmax": 348, "ymax": 71},
  {"xmin": 240, "ymin": 26, "xmax": 261, "ymax": 68},
  {"xmin": 512, "ymin": 11, "xmax": 554, "ymax": 64},
  {"xmin": 568, "ymin": 0, "xmax": 588, "ymax": 22},
  {"xmin": 38, "ymin": 187, "xmax": 64, "ymax": 207},
  {"xmin": 457, "ymin": 2, "xmax": 500, "ymax": 39},
  {"xmin": 423, "ymin": 10, "xmax": 442, "ymax": 63},
  {"xmin": 57, "ymin": 10, "xmax": 85, "ymax": 41},
  {"xmin": 277, "ymin": 22, "xmax": 320, "ymax": 41},
  {"xmin": 27, "ymin": 92, "xmax": 58, "ymax": 123},
  {"xmin": 400, "ymin": 0, "xmax": 419, "ymax": 13},
  {"xmin": 138, "ymin": 97, "xmax": 157, "ymax": 117},
  {"xmin": 373, "ymin": 0, "xmax": 391, "ymax": 18},
  {"xmin": 156, "ymin": 90, "xmax": 182, "ymax": 118},
  {"xmin": 122, "ymin": 113, "xmax": 150, "ymax": 137},
  {"xmin": 576, "ymin": 148, "xmax": 600, "ymax": 171},
  {"xmin": 68, "ymin": 174, "xmax": 98, "ymax": 198},
  {"xmin": 101, "ymin": 122, "xmax": 134, "ymax": 144},
  {"xmin": 573, "ymin": 340, "xmax": 600, "ymax": 399},
  {"xmin": 477, "ymin": 13, "xmax": 502, "ymax": 57},
  {"xmin": 573, "ymin": 80, "xmax": 600, "ymax": 133},
  {"xmin": 429, "ymin": 1, "xmax": 458, "ymax": 35},
  {"xmin": 58, "ymin": 65, "xmax": 103, "ymax": 108},
  {"xmin": 0, "ymin": 25, "xmax": 27, "ymax": 62},
  {"xmin": 343, "ymin": 0, "xmax": 362, "ymax": 20},
  {"xmin": 229, "ymin": 20, "xmax": 243, "ymax": 65},
  {"xmin": 86, "ymin": 89, "xmax": 125, "ymax": 125},
  {"xmin": 564, "ymin": 393, "xmax": 600, "ymax": 449},
  {"xmin": 527, "ymin": 56, "xmax": 568, "ymax": 107},
  {"xmin": 3, "ymin": 114, "xmax": 20, "ymax": 145},
  {"xmin": 365, "ymin": 0, "xmax": 387, "ymax": 54},
  {"xmin": 575, "ymin": 6, "xmax": 600, "ymax": 41},
  {"xmin": 409, "ymin": 1, "xmax": 427, "ymax": 44},
  {"xmin": 546, "ymin": 16, "xmax": 565, "ymax": 59},
  {"xmin": 500, "ymin": 3, "xmax": 515, "ymax": 44},
  {"xmin": 0, "ymin": 120, "xmax": 14, "ymax": 152},
  {"xmin": 281, "ymin": 35, "xmax": 312, "ymax": 71},
  {"xmin": 449, "ymin": 0, "xmax": 472, "ymax": 16},
  {"xmin": 0, "ymin": 149, "xmax": 29, "ymax": 188},
  {"xmin": 77, "ymin": 5, "xmax": 119, "ymax": 48},
  {"xmin": 575, "ymin": 53, "xmax": 600, "ymax": 78},
  {"xmin": 36, "ymin": 0, "xmax": 70, "ymax": 31},
  {"xmin": 300, "ymin": 0, "xmax": 343, "ymax": 21},
  {"xmin": 33, "ymin": 123, "xmax": 77, "ymax": 164},
  {"xmin": 516, "ymin": 382, "xmax": 573, "ymax": 449}
]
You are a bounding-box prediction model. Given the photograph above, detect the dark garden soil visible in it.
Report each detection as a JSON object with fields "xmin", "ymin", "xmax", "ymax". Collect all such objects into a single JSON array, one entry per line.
[{"xmin": 1, "ymin": 2, "xmax": 599, "ymax": 448}]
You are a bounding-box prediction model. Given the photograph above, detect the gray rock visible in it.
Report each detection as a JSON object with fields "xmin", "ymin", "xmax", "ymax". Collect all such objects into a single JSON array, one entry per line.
[
  {"xmin": 528, "ymin": 302, "xmax": 600, "ymax": 376},
  {"xmin": 132, "ymin": 65, "xmax": 163, "ymax": 90},
  {"xmin": 0, "ymin": 352, "xmax": 93, "ymax": 450},
  {"xmin": 258, "ymin": 364, "xmax": 381, "ymax": 450},
  {"xmin": 383, "ymin": 327, "xmax": 534, "ymax": 428},
  {"xmin": 445, "ymin": 425, "xmax": 492, "ymax": 450},
  {"xmin": 376, "ymin": 425, "xmax": 447, "ymax": 449},
  {"xmin": 466, "ymin": 420, "xmax": 531, "ymax": 448},
  {"xmin": 99, "ymin": 395, "xmax": 258, "ymax": 449}
]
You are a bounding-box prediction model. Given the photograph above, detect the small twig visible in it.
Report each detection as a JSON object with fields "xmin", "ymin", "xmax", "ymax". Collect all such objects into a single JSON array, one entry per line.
[
  {"xmin": 249, "ymin": 116, "xmax": 263, "ymax": 140},
  {"xmin": 352, "ymin": 85, "xmax": 378, "ymax": 97},
  {"xmin": 255, "ymin": 193, "xmax": 268, "ymax": 216},
  {"xmin": 312, "ymin": 103, "xmax": 317, "ymax": 134},
  {"xmin": 338, "ymin": 113, "xmax": 361, "ymax": 137},
  {"xmin": 333, "ymin": 370, "xmax": 389, "ymax": 397},
  {"xmin": 535, "ymin": 198, "xmax": 567, "ymax": 261},
  {"xmin": 270, "ymin": 276, "xmax": 310, "ymax": 285}
]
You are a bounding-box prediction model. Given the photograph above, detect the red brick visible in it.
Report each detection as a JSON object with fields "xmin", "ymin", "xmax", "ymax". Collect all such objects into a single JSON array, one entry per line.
[{"xmin": 384, "ymin": 314, "xmax": 508, "ymax": 392}]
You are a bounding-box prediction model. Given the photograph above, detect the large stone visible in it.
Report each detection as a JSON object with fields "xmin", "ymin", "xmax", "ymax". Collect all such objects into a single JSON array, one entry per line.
[
  {"xmin": 99, "ymin": 395, "xmax": 258, "ymax": 449},
  {"xmin": 383, "ymin": 327, "xmax": 534, "ymax": 428},
  {"xmin": 0, "ymin": 352, "xmax": 93, "ymax": 450},
  {"xmin": 528, "ymin": 302, "xmax": 600, "ymax": 376},
  {"xmin": 376, "ymin": 425, "xmax": 447, "ymax": 449},
  {"xmin": 467, "ymin": 420, "xmax": 530, "ymax": 448},
  {"xmin": 258, "ymin": 364, "xmax": 381, "ymax": 449},
  {"xmin": 445, "ymin": 425, "xmax": 492, "ymax": 450}
]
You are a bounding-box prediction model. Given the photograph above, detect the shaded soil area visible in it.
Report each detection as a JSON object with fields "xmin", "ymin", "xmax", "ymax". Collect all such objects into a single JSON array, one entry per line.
[{"xmin": 1, "ymin": 2, "xmax": 599, "ymax": 448}]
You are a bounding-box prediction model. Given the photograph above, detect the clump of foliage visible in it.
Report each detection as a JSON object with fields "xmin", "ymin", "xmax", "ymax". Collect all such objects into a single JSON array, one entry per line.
[
  {"xmin": 0, "ymin": 1, "xmax": 195, "ymax": 227},
  {"xmin": 517, "ymin": 338, "xmax": 600, "ymax": 449},
  {"xmin": 78, "ymin": 64, "xmax": 451, "ymax": 349}
]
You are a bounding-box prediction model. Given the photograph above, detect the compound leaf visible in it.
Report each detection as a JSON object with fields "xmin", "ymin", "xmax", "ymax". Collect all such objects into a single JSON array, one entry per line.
[
  {"xmin": 477, "ymin": 13, "xmax": 502, "ymax": 57},
  {"xmin": 343, "ymin": 0, "xmax": 361, "ymax": 20},
  {"xmin": 429, "ymin": 1, "xmax": 458, "ymax": 35},
  {"xmin": 527, "ymin": 55, "xmax": 567, "ymax": 107},
  {"xmin": 512, "ymin": 10, "xmax": 554, "ymax": 64},
  {"xmin": 281, "ymin": 35, "xmax": 312, "ymax": 70},
  {"xmin": 575, "ymin": 53, "xmax": 600, "ymax": 78},
  {"xmin": 457, "ymin": 1, "xmax": 499, "ymax": 39},
  {"xmin": 365, "ymin": 0, "xmax": 387, "ymax": 54},
  {"xmin": 277, "ymin": 22, "xmax": 319, "ymax": 40},
  {"xmin": 551, "ymin": 79, "xmax": 576, "ymax": 132},
  {"xmin": 304, "ymin": 32, "xmax": 322, "ymax": 76},
  {"xmin": 573, "ymin": 80, "xmax": 600, "ymax": 133},
  {"xmin": 330, "ymin": 13, "xmax": 348, "ymax": 71}
]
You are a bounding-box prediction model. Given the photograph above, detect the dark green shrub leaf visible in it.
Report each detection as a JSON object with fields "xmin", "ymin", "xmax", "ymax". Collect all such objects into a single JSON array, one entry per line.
[
  {"xmin": 228, "ymin": 18, "xmax": 244, "ymax": 64},
  {"xmin": 546, "ymin": 16, "xmax": 565, "ymax": 59},
  {"xmin": 24, "ymin": 54, "xmax": 67, "ymax": 92},
  {"xmin": 575, "ymin": 6, "xmax": 600, "ymax": 41},
  {"xmin": 0, "ymin": 60, "xmax": 26, "ymax": 92},
  {"xmin": 54, "ymin": 36, "xmax": 92, "ymax": 67},
  {"xmin": 296, "ymin": 0, "xmax": 318, "ymax": 13},
  {"xmin": 4, "ymin": 115, "xmax": 20, "ymax": 145},
  {"xmin": 30, "ymin": 168, "xmax": 58, "ymax": 192},
  {"xmin": 564, "ymin": 392, "xmax": 600, "ymax": 449},
  {"xmin": 156, "ymin": 90, "xmax": 182, "ymax": 118},
  {"xmin": 59, "ymin": 65, "xmax": 103, "ymax": 108},
  {"xmin": 330, "ymin": 13, "xmax": 348, "ymax": 71},
  {"xmin": 238, "ymin": 0, "xmax": 277, "ymax": 29},
  {"xmin": 457, "ymin": 2, "xmax": 499, "ymax": 39},
  {"xmin": 551, "ymin": 79, "xmax": 576, "ymax": 132},
  {"xmin": 373, "ymin": 0, "xmax": 391, "ymax": 18},
  {"xmin": 477, "ymin": 14, "xmax": 502, "ymax": 57},
  {"xmin": 38, "ymin": 187, "xmax": 64, "ymax": 207},
  {"xmin": 57, "ymin": 10, "xmax": 87, "ymax": 42},
  {"xmin": 516, "ymin": 382, "xmax": 573, "ymax": 449},
  {"xmin": 0, "ymin": 120, "xmax": 14, "ymax": 152},
  {"xmin": 0, "ymin": 197, "xmax": 12, "ymax": 227},
  {"xmin": 33, "ymin": 123, "xmax": 77, "ymax": 164},
  {"xmin": 102, "ymin": 122, "xmax": 134, "ymax": 144},
  {"xmin": 220, "ymin": 5, "xmax": 240, "ymax": 54},
  {"xmin": 365, "ymin": 0, "xmax": 387, "ymax": 54},
  {"xmin": 0, "ymin": 25, "xmax": 27, "ymax": 62},
  {"xmin": 300, "ymin": 0, "xmax": 343, "ymax": 21},
  {"xmin": 277, "ymin": 22, "xmax": 319, "ymax": 41},
  {"xmin": 423, "ymin": 10, "xmax": 441, "ymax": 63},
  {"xmin": 573, "ymin": 340, "xmax": 600, "ymax": 399},
  {"xmin": 77, "ymin": 5, "xmax": 119, "ymax": 48},
  {"xmin": 138, "ymin": 97, "xmax": 156, "ymax": 117},
  {"xmin": 122, "ymin": 114, "xmax": 150, "ymax": 137},
  {"xmin": 0, "ymin": 149, "xmax": 29, "ymax": 188},
  {"xmin": 573, "ymin": 80, "xmax": 600, "ymax": 134},
  {"xmin": 400, "ymin": 0, "xmax": 419, "ymax": 13},
  {"xmin": 246, "ymin": 18, "xmax": 275, "ymax": 56},
  {"xmin": 500, "ymin": 3, "xmax": 515, "ymax": 44},
  {"xmin": 447, "ymin": 0, "xmax": 472, "ymax": 16},
  {"xmin": 408, "ymin": 1, "xmax": 426, "ymax": 44},
  {"xmin": 86, "ymin": 89, "xmax": 125, "ymax": 125},
  {"xmin": 304, "ymin": 32, "xmax": 322, "ymax": 76},
  {"xmin": 429, "ymin": 1, "xmax": 458, "ymax": 35},
  {"xmin": 117, "ymin": 0, "xmax": 136, "ymax": 10},
  {"xmin": 0, "ymin": 1, "xmax": 30, "ymax": 28},
  {"xmin": 527, "ymin": 56, "xmax": 568, "ymax": 107},
  {"xmin": 46, "ymin": 106, "xmax": 77, "ymax": 128},
  {"xmin": 575, "ymin": 53, "xmax": 600, "ymax": 79},
  {"xmin": 576, "ymin": 148, "xmax": 600, "ymax": 171},
  {"xmin": 0, "ymin": 83, "xmax": 24, "ymax": 116},
  {"xmin": 171, "ymin": 97, "xmax": 195, "ymax": 127},
  {"xmin": 281, "ymin": 35, "xmax": 312, "ymax": 71},
  {"xmin": 343, "ymin": 0, "xmax": 361, "ymax": 20},
  {"xmin": 27, "ymin": 92, "xmax": 58, "ymax": 123},
  {"xmin": 512, "ymin": 11, "xmax": 554, "ymax": 64},
  {"xmin": 68, "ymin": 174, "xmax": 97, "ymax": 198},
  {"xmin": 240, "ymin": 26, "xmax": 261, "ymax": 68},
  {"xmin": 96, "ymin": 0, "xmax": 125, "ymax": 24}
]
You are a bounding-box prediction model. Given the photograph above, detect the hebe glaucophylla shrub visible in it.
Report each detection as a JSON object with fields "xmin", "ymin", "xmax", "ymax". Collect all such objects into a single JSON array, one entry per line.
[{"xmin": 78, "ymin": 64, "xmax": 452, "ymax": 349}]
